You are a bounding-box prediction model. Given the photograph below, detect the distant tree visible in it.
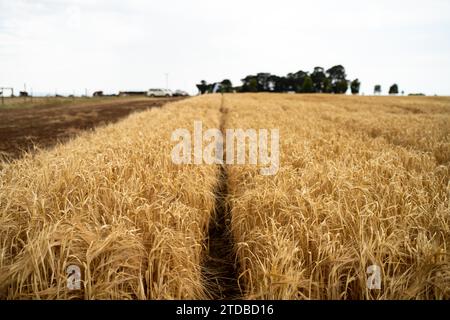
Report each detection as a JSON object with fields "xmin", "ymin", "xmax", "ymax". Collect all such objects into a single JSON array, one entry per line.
[
  {"xmin": 285, "ymin": 73, "xmax": 297, "ymax": 91},
  {"xmin": 207, "ymin": 83, "xmax": 217, "ymax": 93},
  {"xmin": 301, "ymin": 76, "xmax": 314, "ymax": 93},
  {"xmin": 374, "ymin": 85, "xmax": 381, "ymax": 95},
  {"xmin": 220, "ymin": 79, "xmax": 233, "ymax": 93},
  {"xmin": 350, "ymin": 79, "xmax": 361, "ymax": 94},
  {"xmin": 285, "ymin": 70, "xmax": 308, "ymax": 92},
  {"xmin": 256, "ymin": 73, "xmax": 272, "ymax": 91},
  {"xmin": 336, "ymin": 80, "xmax": 349, "ymax": 94},
  {"xmin": 241, "ymin": 75, "xmax": 259, "ymax": 92},
  {"xmin": 267, "ymin": 75, "xmax": 282, "ymax": 92},
  {"xmin": 196, "ymin": 80, "xmax": 209, "ymax": 94},
  {"xmin": 323, "ymin": 78, "xmax": 332, "ymax": 93},
  {"xmin": 310, "ymin": 67, "xmax": 326, "ymax": 93},
  {"xmin": 278, "ymin": 76, "xmax": 290, "ymax": 92},
  {"xmin": 248, "ymin": 79, "xmax": 258, "ymax": 92},
  {"xmin": 294, "ymin": 70, "xmax": 308, "ymax": 92},
  {"xmin": 389, "ymin": 84, "xmax": 399, "ymax": 95},
  {"xmin": 201, "ymin": 64, "xmax": 356, "ymax": 94},
  {"xmin": 267, "ymin": 75, "xmax": 291, "ymax": 92},
  {"xmin": 326, "ymin": 65, "xmax": 348, "ymax": 94}
]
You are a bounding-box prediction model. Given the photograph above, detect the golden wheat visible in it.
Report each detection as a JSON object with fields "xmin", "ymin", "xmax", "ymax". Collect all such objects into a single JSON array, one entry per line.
[
  {"xmin": 0, "ymin": 95, "xmax": 221, "ymax": 299},
  {"xmin": 224, "ymin": 93, "xmax": 450, "ymax": 299},
  {"xmin": 1, "ymin": 93, "xmax": 449, "ymax": 300}
]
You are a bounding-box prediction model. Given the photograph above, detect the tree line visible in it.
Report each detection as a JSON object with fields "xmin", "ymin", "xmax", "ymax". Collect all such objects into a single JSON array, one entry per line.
[
  {"xmin": 374, "ymin": 84, "xmax": 402, "ymax": 95},
  {"xmin": 197, "ymin": 65, "xmax": 361, "ymax": 95},
  {"xmin": 197, "ymin": 65, "xmax": 404, "ymax": 95}
]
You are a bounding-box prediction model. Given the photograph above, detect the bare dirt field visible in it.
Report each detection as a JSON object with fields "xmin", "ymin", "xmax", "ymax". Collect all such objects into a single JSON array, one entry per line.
[{"xmin": 0, "ymin": 97, "xmax": 183, "ymax": 160}]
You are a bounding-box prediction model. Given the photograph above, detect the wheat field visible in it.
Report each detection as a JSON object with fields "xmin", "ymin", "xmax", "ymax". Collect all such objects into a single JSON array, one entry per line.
[
  {"xmin": 0, "ymin": 95, "xmax": 221, "ymax": 299},
  {"xmin": 224, "ymin": 94, "xmax": 450, "ymax": 299},
  {"xmin": 0, "ymin": 93, "xmax": 449, "ymax": 299}
]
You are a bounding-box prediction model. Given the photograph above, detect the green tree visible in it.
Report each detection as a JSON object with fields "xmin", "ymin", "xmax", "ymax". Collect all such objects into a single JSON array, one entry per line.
[
  {"xmin": 286, "ymin": 73, "xmax": 297, "ymax": 91},
  {"xmin": 248, "ymin": 79, "xmax": 258, "ymax": 92},
  {"xmin": 220, "ymin": 79, "xmax": 233, "ymax": 93},
  {"xmin": 202, "ymin": 65, "xmax": 356, "ymax": 94},
  {"xmin": 389, "ymin": 84, "xmax": 399, "ymax": 95},
  {"xmin": 374, "ymin": 85, "xmax": 381, "ymax": 95},
  {"xmin": 267, "ymin": 75, "xmax": 281, "ymax": 92},
  {"xmin": 323, "ymin": 78, "xmax": 332, "ymax": 93},
  {"xmin": 336, "ymin": 80, "xmax": 349, "ymax": 94},
  {"xmin": 196, "ymin": 80, "xmax": 208, "ymax": 94},
  {"xmin": 293, "ymin": 70, "xmax": 308, "ymax": 92},
  {"xmin": 311, "ymin": 67, "xmax": 326, "ymax": 93},
  {"xmin": 326, "ymin": 65, "xmax": 348, "ymax": 94},
  {"xmin": 286, "ymin": 70, "xmax": 308, "ymax": 92},
  {"xmin": 350, "ymin": 79, "xmax": 361, "ymax": 94},
  {"xmin": 256, "ymin": 73, "xmax": 272, "ymax": 91},
  {"xmin": 301, "ymin": 76, "xmax": 314, "ymax": 93},
  {"xmin": 267, "ymin": 75, "xmax": 291, "ymax": 92},
  {"xmin": 241, "ymin": 75, "xmax": 258, "ymax": 92}
]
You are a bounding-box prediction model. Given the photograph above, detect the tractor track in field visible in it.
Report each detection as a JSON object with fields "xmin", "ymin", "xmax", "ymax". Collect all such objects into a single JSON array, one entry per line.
[{"xmin": 201, "ymin": 94, "xmax": 242, "ymax": 299}]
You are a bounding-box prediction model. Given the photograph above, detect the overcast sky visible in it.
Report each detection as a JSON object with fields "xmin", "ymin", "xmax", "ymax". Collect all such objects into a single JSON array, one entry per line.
[{"xmin": 1, "ymin": 0, "xmax": 449, "ymax": 96}]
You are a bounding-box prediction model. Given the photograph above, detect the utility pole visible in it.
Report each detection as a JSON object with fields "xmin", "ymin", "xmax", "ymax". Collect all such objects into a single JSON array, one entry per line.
[{"xmin": 165, "ymin": 73, "xmax": 169, "ymax": 90}]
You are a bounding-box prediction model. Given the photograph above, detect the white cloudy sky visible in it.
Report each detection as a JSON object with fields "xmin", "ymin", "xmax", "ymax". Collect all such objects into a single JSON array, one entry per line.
[{"xmin": 1, "ymin": 0, "xmax": 449, "ymax": 96}]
